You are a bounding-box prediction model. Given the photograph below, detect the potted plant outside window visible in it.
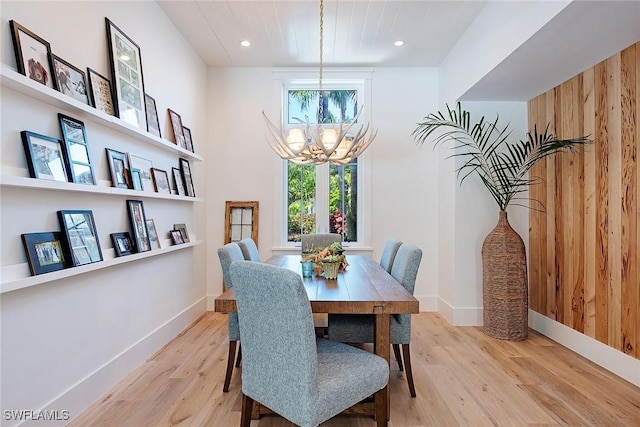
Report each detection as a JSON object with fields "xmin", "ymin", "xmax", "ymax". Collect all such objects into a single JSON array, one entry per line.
[{"xmin": 412, "ymin": 102, "xmax": 590, "ymax": 341}]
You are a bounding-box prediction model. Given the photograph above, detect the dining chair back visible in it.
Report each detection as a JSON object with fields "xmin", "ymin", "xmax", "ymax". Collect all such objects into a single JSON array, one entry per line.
[
  {"xmin": 380, "ymin": 238, "xmax": 402, "ymax": 273},
  {"xmin": 327, "ymin": 242, "xmax": 422, "ymax": 397},
  {"xmin": 230, "ymin": 261, "xmax": 389, "ymax": 427},
  {"xmin": 237, "ymin": 237, "xmax": 260, "ymax": 262},
  {"xmin": 300, "ymin": 233, "xmax": 341, "ymax": 253},
  {"xmin": 217, "ymin": 242, "xmax": 246, "ymax": 392}
]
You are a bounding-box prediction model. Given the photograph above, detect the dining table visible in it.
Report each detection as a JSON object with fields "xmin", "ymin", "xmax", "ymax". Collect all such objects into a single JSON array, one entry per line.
[{"xmin": 214, "ymin": 254, "xmax": 420, "ymax": 427}]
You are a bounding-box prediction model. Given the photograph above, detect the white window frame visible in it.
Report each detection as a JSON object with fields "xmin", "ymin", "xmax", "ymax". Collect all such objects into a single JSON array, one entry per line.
[{"xmin": 273, "ymin": 69, "xmax": 373, "ymax": 250}]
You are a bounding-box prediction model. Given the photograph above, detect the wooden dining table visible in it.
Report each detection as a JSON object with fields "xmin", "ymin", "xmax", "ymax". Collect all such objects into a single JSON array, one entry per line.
[{"xmin": 214, "ymin": 254, "xmax": 419, "ymax": 427}]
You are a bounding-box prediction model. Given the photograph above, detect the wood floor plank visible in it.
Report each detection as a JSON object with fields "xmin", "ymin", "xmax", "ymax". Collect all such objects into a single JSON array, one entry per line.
[{"xmin": 69, "ymin": 312, "xmax": 640, "ymax": 427}]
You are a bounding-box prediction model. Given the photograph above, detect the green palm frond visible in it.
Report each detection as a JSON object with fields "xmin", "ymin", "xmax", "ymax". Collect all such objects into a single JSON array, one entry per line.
[{"xmin": 412, "ymin": 102, "xmax": 591, "ymax": 211}]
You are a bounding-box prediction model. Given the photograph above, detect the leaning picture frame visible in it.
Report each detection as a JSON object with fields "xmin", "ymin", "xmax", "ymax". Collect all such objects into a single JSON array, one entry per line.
[
  {"xmin": 87, "ymin": 68, "xmax": 115, "ymax": 115},
  {"xmin": 179, "ymin": 158, "xmax": 195, "ymax": 197},
  {"xmin": 151, "ymin": 167, "xmax": 171, "ymax": 194},
  {"xmin": 145, "ymin": 219, "xmax": 161, "ymax": 250},
  {"xmin": 182, "ymin": 126, "xmax": 194, "ymax": 152},
  {"xmin": 106, "ymin": 148, "xmax": 131, "ymax": 189},
  {"xmin": 21, "ymin": 130, "xmax": 69, "ymax": 182},
  {"xmin": 50, "ymin": 54, "xmax": 89, "ymax": 105},
  {"xmin": 170, "ymin": 229, "xmax": 184, "ymax": 245},
  {"xmin": 105, "ymin": 18, "xmax": 147, "ymax": 130},
  {"xmin": 126, "ymin": 199, "xmax": 151, "ymax": 253},
  {"xmin": 128, "ymin": 153, "xmax": 153, "ymax": 193},
  {"xmin": 58, "ymin": 114, "xmax": 96, "ymax": 185},
  {"xmin": 110, "ymin": 232, "xmax": 134, "ymax": 257},
  {"xmin": 57, "ymin": 210, "xmax": 103, "ymax": 266},
  {"xmin": 173, "ymin": 223, "xmax": 190, "ymax": 243},
  {"xmin": 168, "ymin": 109, "xmax": 186, "ymax": 149},
  {"xmin": 145, "ymin": 94, "xmax": 161, "ymax": 138},
  {"xmin": 21, "ymin": 232, "xmax": 71, "ymax": 275},
  {"xmin": 172, "ymin": 167, "xmax": 185, "ymax": 196},
  {"xmin": 9, "ymin": 20, "xmax": 54, "ymax": 88}
]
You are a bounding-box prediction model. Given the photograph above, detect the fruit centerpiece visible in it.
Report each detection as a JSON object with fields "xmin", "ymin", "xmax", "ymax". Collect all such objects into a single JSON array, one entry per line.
[{"xmin": 301, "ymin": 242, "xmax": 348, "ymax": 278}]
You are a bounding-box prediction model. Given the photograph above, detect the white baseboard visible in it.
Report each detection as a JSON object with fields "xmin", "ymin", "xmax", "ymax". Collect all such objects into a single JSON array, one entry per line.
[
  {"xmin": 24, "ymin": 297, "xmax": 208, "ymax": 427},
  {"xmin": 435, "ymin": 297, "xmax": 483, "ymax": 326}
]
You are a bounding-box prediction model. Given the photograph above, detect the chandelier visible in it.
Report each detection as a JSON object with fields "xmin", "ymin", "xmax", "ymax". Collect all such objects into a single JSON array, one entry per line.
[{"xmin": 262, "ymin": 0, "xmax": 377, "ymax": 165}]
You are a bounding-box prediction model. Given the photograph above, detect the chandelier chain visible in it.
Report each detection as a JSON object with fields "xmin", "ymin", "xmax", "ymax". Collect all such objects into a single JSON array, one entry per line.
[{"xmin": 319, "ymin": 0, "xmax": 324, "ymax": 121}]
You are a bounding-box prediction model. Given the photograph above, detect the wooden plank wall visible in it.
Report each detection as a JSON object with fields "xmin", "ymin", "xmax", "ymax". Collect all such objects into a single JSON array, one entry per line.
[{"xmin": 528, "ymin": 42, "xmax": 639, "ymax": 360}]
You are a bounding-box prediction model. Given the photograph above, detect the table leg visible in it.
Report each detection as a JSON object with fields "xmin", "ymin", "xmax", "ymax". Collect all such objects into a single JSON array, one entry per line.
[{"xmin": 374, "ymin": 311, "xmax": 390, "ymax": 426}]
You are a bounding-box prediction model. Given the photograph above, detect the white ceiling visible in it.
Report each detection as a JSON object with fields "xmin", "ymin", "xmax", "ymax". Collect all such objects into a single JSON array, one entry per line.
[{"xmin": 158, "ymin": 0, "xmax": 640, "ymax": 101}]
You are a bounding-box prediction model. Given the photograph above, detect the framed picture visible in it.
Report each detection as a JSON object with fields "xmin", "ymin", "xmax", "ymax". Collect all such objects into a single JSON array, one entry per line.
[
  {"xmin": 58, "ymin": 114, "xmax": 96, "ymax": 185},
  {"xmin": 128, "ymin": 153, "xmax": 153, "ymax": 193},
  {"xmin": 179, "ymin": 158, "xmax": 195, "ymax": 197},
  {"xmin": 146, "ymin": 219, "xmax": 161, "ymax": 250},
  {"xmin": 21, "ymin": 232, "xmax": 71, "ymax": 275},
  {"xmin": 145, "ymin": 94, "xmax": 161, "ymax": 138},
  {"xmin": 9, "ymin": 20, "xmax": 54, "ymax": 88},
  {"xmin": 110, "ymin": 232, "xmax": 134, "ymax": 256},
  {"xmin": 151, "ymin": 168, "xmax": 171, "ymax": 194},
  {"xmin": 170, "ymin": 229, "xmax": 184, "ymax": 245},
  {"xmin": 182, "ymin": 126, "xmax": 194, "ymax": 152},
  {"xmin": 173, "ymin": 223, "xmax": 190, "ymax": 243},
  {"xmin": 105, "ymin": 148, "xmax": 130, "ymax": 189},
  {"xmin": 50, "ymin": 54, "xmax": 89, "ymax": 105},
  {"xmin": 87, "ymin": 68, "xmax": 115, "ymax": 115},
  {"xmin": 172, "ymin": 167, "xmax": 185, "ymax": 196},
  {"xmin": 168, "ymin": 109, "xmax": 186, "ymax": 148},
  {"xmin": 127, "ymin": 199, "xmax": 151, "ymax": 252},
  {"xmin": 131, "ymin": 168, "xmax": 143, "ymax": 190},
  {"xmin": 105, "ymin": 18, "xmax": 147, "ymax": 130},
  {"xmin": 57, "ymin": 210, "xmax": 103, "ymax": 266},
  {"xmin": 21, "ymin": 130, "xmax": 69, "ymax": 182}
]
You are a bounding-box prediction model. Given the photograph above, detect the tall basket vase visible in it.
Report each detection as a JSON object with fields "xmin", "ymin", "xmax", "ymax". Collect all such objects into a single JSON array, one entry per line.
[{"xmin": 482, "ymin": 211, "xmax": 528, "ymax": 341}]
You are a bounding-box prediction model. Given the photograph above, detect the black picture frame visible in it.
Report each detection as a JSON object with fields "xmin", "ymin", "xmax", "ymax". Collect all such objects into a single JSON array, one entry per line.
[
  {"xmin": 172, "ymin": 167, "xmax": 185, "ymax": 196},
  {"xmin": 145, "ymin": 94, "xmax": 161, "ymax": 138},
  {"xmin": 127, "ymin": 199, "xmax": 151, "ymax": 252},
  {"xmin": 170, "ymin": 229, "xmax": 184, "ymax": 245},
  {"xmin": 105, "ymin": 148, "xmax": 130, "ymax": 189},
  {"xmin": 21, "ymin": 130, "xmax": 69, "ymax": 182},
  {"xmin": 105, "ymin": 18, "xmax": 147, "ymax": 130},
  {"xmin": 86, "ymin": 68, "xmax": 115, "ymax": 115},
  {"xmin": 111, "ymin": 232, "xmax": 134, "ymax": 256},
  {"xmin": 58, "ymin": 114, "xmax": 96, "ymax": 185},
  {"xmin": 182, "ymin": 126, "xmax": 194, "ymax": 152},
  {"xmin": 9, "ymin": 20, "xmax": 54, "ymax": 88},
  {"xmin": 50, "ymin": 54, "xmax": 89, "ymax": 105},
  {"xmin": 151, "ymin": 167, "xmax": 171, "ymax": 194},
  {"xmin": 57, "ymin": 210, "xmax": 103, "ymax": 266},
  {"xmin": 146, "ymin": 219, "xmax": 161, "ymax": 250},
  {"xmin": 173, "ymin": 223, "xmax": 190, "ymax": 243},
  {"xmin": 179, "ymin": 158, "xmax": 195, "ymax": 197},
  {"xmin": 21, "ymin": 232, "xmax": 71, "ymax": 275}
]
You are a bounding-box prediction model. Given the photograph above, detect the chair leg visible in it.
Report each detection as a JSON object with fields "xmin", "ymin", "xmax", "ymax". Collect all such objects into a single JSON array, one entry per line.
[
  {"xmin": 235, "ymin": 344, "xmax": 242, "ymax": 367},
  {"xmin": 240, "ymin": 393, "xmax": 254, "ymax": 427},
  {"xmin": 223, "ymin": 340, "xmax": 237, "ymax": 392},
  {"xmin": 392, "ymin": 344, "xmax": 404, "ymax": 371},
  {"xmin": 402, "ymin": 344, "xmax": 416, "ymax": 397}
]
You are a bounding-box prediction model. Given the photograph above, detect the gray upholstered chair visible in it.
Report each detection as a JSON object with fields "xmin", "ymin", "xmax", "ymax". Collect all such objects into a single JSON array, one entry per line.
[
  {"xmin": 237, "ymin": 237, "xmax": 260, "ymax": 262},
  {"xmin": 380, "ymin": 238, "xmax": 402, "ymax": 273},
  {"xmin": 300, "ymin": 233, "xmax": 342, "ymax": 253},
  {"xmin": 327, "ymin": 242, "xmax": 422, "ymax": 397},
  {"xmin": 217, "ymin": 242, "xmax": 246, "ymax": 392},
  {"xmin": 230, "ymin": 261, "xmax": 389, "ymax": 427}
]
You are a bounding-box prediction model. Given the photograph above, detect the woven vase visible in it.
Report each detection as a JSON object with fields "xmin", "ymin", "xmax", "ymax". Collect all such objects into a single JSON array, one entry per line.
[{"xmin": 482, "ymin": 211, "xmax": 528, "ymax": 341}]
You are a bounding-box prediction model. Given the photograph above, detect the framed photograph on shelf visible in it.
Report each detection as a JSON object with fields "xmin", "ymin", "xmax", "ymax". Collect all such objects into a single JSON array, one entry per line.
[
  {"xmin": 126, "ymin": 199, "xmax": 151, "ymax": 253},
  {"xmin": 21, "ymin": 232, "xmax": 71, "ymax": 275},
  {"xmin": 146, "ymin": 219, "xmax": 161, "ymax": 250},
  {"xmin": 151, "ymin": 168, "xmax": 171, "ymax": 194},
  {"xmin": 105, "ymin": 18, "xmax": 147, "ymax": 130},
  {"xmin": 21, "ymin": 130, "xmax": 69, "ymax": 182},
  {"xmin": 128, "ymin": 153, "xmax": 153, "ymax": 193},
  {"xmin": 145, "ymin": 94, "xmax": 161, "ymax": 138},
  {"xmin": 130, "ymin": 168, "xmax": 143, "ymax": 190},
  {"xmin": 110, "ymin": 232, "xmax": 134, "ymax": 257},
  {"xmin": 50, "ymin": 54, "xmax": 89, "ymax": 105},
  {"xmin": 105, "ymin": 148, "xmax": 130, "ymax": 189},
  {"xmin": 87, "ymin": 68, "xmax": 115, "ymax": 115},
  {"xmin": 182, "ymin": 126, "xmax": 194, "ymax": 152},
  {"xmin": 172, "ymin": 167, "xmax": 185, "ymax": 196},
  {"xmin": 179, "ymin": 158, "xmax": 195, "ymax": 197},
  {"xmin": 57, "ymin": 210, "xmax": 103, "ymax": 266},
  {"xmin": 173, "ymin": 223, "xmax": 190, "ymax": 243},
  {"xmin": 168, "ymin": 108, "xmax": 186, "ymax": 148},
  {"xmin": 58, "ymin": 114, "xmax": 96, "ymax": 185},
  {"xmin": 170, "ymin": 229, "xmax": 184, "ymax": 245},
  {"xmin": 9, "ymin": 20, "xmax": 54, "ymax": 88}
]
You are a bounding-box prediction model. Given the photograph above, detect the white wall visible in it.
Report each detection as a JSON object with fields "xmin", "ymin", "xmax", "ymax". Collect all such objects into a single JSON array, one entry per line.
[{"xmin": 0, "ymin": 2, "xmax": 207, "ymax": 425}]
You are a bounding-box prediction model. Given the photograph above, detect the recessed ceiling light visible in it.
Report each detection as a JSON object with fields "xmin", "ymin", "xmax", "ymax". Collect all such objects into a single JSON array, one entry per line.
[
  {"xmin": 240, "ymin": 40, "xmax": 251, "ymax": 47},
  {"xmin": 393, "ymin": 40, "xmax": 405, "ymax": 47}
]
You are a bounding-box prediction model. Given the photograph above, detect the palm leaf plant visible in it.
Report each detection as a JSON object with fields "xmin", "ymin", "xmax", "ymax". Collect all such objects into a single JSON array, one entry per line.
[{"xmin": 412, "ymin": 102, "xmax": 591, "ymax": 211}]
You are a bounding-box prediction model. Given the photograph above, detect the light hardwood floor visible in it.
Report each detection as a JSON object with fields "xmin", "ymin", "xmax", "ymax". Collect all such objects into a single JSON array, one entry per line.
[{"xmin": 70, "ymin": 312, "xmax": 640, "ymax": 426}]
